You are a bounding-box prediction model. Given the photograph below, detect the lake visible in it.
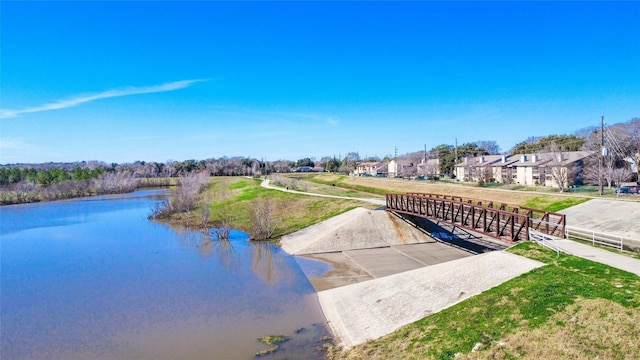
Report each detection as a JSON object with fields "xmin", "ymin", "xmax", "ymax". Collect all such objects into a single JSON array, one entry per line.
[{"xmin": 0, "ymin": 189, "xmax": 331, "ymax": 360}]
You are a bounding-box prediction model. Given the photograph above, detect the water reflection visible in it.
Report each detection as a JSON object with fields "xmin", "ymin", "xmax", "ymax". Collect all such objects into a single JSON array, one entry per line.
[
  {"xmin": 248, "ymin": 240, "xmax": 294, "ymax": 285},
  {"xmin": 212, "ymin": 237, "xmax": 237, "ymax": 267},
  {"xmin": 170, "ymin": 224, "xmax": 294, "ymax": 285},
  {"xmin": 1, "ymin": 190, "xmax": 330, "ymax": 360}
]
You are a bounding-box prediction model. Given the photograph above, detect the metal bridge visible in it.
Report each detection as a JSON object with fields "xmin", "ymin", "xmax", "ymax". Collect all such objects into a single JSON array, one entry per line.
[{"xmin": 386, "ymin": 192, "xmax": 566, "ymax": 243}]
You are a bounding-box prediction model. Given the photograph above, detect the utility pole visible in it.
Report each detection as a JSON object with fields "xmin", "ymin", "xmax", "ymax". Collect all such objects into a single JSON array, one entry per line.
[
  {"xmin": 455, "ymin": 138, "xmax": 458, "ymax": 163},
  {"xmin": 599, "ymin": 116, "xmax": 604, "ymax": 195},
  {"xmin": 424, "ymin": 144, "xmax": 427, "ymax": 163}
]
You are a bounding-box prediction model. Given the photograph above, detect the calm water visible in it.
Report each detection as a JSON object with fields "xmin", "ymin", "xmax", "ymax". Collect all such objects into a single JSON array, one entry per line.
[{"xmin": 1, "ymin": 190, "xmax": 331, "ymax": 360}]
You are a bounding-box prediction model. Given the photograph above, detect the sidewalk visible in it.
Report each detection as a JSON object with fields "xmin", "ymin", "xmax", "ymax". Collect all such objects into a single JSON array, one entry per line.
[
  {"xmin": 555, "ymin": 239, "xmax": 640, "ymax": 277},
  {"xmin": 261, "ymin": 179, "xmax": 386, "ymax": 205}
]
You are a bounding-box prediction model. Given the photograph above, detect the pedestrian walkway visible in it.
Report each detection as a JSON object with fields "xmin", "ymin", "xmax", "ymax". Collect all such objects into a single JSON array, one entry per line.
[
  {"xmin": 260, "ymin": 179, "xmax": 386, "ymax": 205},
  {"xmin": 554, "ymin": 239, "xmax": 640, "ymax": 277}
]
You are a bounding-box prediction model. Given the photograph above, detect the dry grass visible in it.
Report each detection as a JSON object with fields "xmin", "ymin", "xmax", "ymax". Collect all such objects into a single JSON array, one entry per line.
[
  {"xmin": 307, "ymin": 174, "xmax": 592, "ymax": 210},
  {"xmin": 458, "ymin": 298, "xmax": 640, "ymax": 360}
]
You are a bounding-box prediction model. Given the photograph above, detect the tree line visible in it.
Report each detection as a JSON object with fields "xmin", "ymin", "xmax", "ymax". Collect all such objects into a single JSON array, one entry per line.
[
  {"xmin": 0, "ymin": 166, "xmax": 106, "ymax": 187},
  {"xmin": 0, "ymin": 173, "xmax": 139, "ymax": 205},
  {"xmin": 2, "ymin": 117, "xmax": 637, "ymax": 204}
]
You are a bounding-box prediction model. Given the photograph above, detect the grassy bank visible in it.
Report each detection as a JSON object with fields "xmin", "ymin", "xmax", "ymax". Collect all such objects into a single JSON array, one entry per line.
[
  {"xmin": 330, "ymin": 242, "xmax": 640, "ymax": 360},
  {"xmin": 170, "ymin": 177, "xmax": 378, "ymax": 238},
  {"xmin": 168, "ymin": 173, "xmax": 592, "ymax": 233}
]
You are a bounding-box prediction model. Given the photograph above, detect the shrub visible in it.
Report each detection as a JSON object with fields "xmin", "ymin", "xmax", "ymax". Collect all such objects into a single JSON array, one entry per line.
[
  {"xmin": 249, "ymin": 197, "xmax": 284, "ymax": 240},
  {"xmin": 150, "ymin": 172, "xmax": 210, "ymax": 218}
]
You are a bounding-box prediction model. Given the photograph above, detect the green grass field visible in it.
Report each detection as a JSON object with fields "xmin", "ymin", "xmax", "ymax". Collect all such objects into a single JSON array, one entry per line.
[{"xmin": 188, "ymin": 177, "xmax": 376, "ymax": 238}]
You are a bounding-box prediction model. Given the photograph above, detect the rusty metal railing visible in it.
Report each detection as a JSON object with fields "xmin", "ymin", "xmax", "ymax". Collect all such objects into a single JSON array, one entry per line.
[{"xmin": 389, "ymin": 193, "xmax": 566, "ymax": 242}]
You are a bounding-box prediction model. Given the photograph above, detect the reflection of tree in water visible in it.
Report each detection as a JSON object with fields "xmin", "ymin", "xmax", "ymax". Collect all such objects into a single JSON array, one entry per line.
[
  {"xmin": 171, "ymin": 225, "xmax": 238, "ymax": 266},
  {"xmin": 247, "ymin": 241, "xmax": 293, "ymax": 285},
  {"xmin": 171, "ymin": 225, "xmax": 298, "ymax": 281},
  {"xmin": 208, "ymin": 228, "xmax": 238, "ymax": 268},
  {"xmin": 173, "ymin": 225, "xmax": 204, "ymax": 251}
]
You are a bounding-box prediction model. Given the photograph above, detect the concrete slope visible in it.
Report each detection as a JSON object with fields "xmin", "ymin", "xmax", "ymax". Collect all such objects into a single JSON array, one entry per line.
[
  {"xmin": 559, "ymin": 199, "xmax": 640, "ymax": 241},
  {"xmin": 280, "ymin": 207, "xmax": 433, "ymax": 255},
  {"xmin": 318, "ymin": 251, "xmax": 544, "ymax": 349}
]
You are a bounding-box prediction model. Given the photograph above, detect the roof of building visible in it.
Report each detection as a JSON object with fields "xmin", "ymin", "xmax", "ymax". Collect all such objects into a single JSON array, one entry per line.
[
  {"xmin": 455, "ymin": 151, "xmax": 595, "ymax": 168},
  {"xmin": 357, "ymin": 161, "xmax": 382, "ymax": 167}
]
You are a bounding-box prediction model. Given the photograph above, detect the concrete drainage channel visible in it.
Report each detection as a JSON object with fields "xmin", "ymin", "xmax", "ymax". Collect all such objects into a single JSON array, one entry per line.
[
  {"xmin": 280, "ymin": 207, "xmax": 542, "ymax": 349},
  {"xmin": 299, "ymin": 242, "xmax": 474, "ymax": 291}
]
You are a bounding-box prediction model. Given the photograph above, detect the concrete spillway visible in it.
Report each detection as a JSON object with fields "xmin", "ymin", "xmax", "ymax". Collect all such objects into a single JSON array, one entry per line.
[{"xmin": 279, "ymin": 207, "xmax": 545, "ymax": 349}]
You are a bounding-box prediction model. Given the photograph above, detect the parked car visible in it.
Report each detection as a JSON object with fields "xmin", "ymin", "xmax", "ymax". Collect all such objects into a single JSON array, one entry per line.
[{"xmin": 617, "ymin": 186, "xmax": 639, "ymax": 195}]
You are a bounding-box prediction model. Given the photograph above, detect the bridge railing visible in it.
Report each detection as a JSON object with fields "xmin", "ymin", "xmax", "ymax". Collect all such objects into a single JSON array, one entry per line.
[
  {"xmin": 405, "ymin": 193, "xmax": 565, "ymax": 238},
  {"xmin": 389, "ymin": 193, "xmax": 566, "ymax": 242},
  {"xmin": 387, "ymin": 193, "xmax": 531, "ymax": 242}
]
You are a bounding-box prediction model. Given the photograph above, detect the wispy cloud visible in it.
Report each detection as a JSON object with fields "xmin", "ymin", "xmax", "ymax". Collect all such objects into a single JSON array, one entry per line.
[
  {"xmin": 326, "ymin": 117, "xmax": 340, "ymax": 126},
  {"xmin": 207, "ymin": 107, "xmax": 341, "ymax": 127},
  {"xmin": 0, "ymin": 79, "xmax": 209, "ymax": 119}
]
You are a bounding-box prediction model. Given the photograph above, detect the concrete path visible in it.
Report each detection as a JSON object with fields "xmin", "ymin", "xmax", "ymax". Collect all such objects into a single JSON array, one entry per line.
[
  {"xmin": 261, "ymin": 179, "xmax": 386, "ymax": 206},
  {"xmin": 554, "ymin": 239, "xmax": 640, "ymax": 277},
  {"xmin": 318, "ymin": 251, "xmax": 544, "ymax": 349}
]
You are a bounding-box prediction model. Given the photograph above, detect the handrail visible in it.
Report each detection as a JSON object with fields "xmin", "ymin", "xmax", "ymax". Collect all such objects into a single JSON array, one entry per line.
[
  {"xmin": 386, "ymin": 193, "xmax": 532, "ymax": 243},
  {"xmin": 565, "ymin": 225, "xmax": 627, "ymax": 251},
  {"xmin": 405, "ymin": 192, "xmax": 566, "ymax": 238},
  {"xmin": 529, "ymin": 229, "xmax": 564, "ymax": 256}
]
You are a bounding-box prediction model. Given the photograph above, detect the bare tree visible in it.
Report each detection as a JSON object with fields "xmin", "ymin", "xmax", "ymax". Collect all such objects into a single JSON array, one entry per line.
[
  {"xmin": 503, "ymin": 166, "xmax": 516, "ymax": 187},
  {"xmin": 612, "ymin": 167, "xmax": 632, "ymax": 189},
  {"xmin": 199, "ymin": 203, "xmax": 211, "ymax": 228},
  {"xmin": 474, "ymin": 165, "xmax": 492, "ymax": 186},
  {"xmin": 463, "ymin": 158, "xmax": 475, "ymax": 182},
  {"xmin": 249, "ymin": 197, "xmax": 284, "ymax": 240},
  {"xmin": 211, "ymin": 209, "xmax": 234, "ymax": 240},
  {"xmin": 419, "ymin": 162, "xmax": 438, "ymax": 179},
  {"xmin": 476, "ymin": 140, "xmax": 501, "ymax": 155},
  {"xmin": 546, "ymin": 149, "xmax": 574, "ymax": 193},
  {"xmin": 624, "ymin": 119, "xmax": 640, "ymax": 182},
  {"xmin": 581, "ymin": 118, "xmax": 640, "ymax": 185},
  {"xmin": 92, "ymin": 173, "xmax": 139, "ymax": 194},
  {"xmin": 150, "ymin": 171, "xmax": 210, "ymax": 218},
  {"xmin": 603, "ymin": 155, "xmax": 617, "ymax": 189},
  {"xmin": 271, "ymin": 174, "xmax": 308, "ymax": 190}
]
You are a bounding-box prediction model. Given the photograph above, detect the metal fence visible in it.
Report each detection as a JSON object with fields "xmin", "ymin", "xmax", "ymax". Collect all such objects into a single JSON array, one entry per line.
[
  {"xmin": 529, "ymin": 229, "xmax": 560, "ymax": 256},
  {"xmin": 564, "ymin": 225, "xmax": 627, "ymax": 251}
]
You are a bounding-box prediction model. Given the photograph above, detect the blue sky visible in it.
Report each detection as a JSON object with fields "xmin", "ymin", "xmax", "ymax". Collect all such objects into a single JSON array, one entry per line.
[{"xmin": 1, "ymin": 1, "xmax": 639, "ymax": 164}]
